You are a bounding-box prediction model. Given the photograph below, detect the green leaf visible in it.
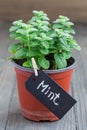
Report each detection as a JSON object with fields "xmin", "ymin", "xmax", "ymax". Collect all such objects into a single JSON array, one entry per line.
[
  {"xmin": 30, "ymin": 33, "xmax": 38, "ymax": 40},
  {"xmin": 59, "ymin": 44, "xmax": 70, "ymax": 51},
  {"xmin": 69, "ymin": 40, "xmax": 81, "ymax": 50},
  {"xmin": 40, "ymin": 33, "xmax": 52, "ymax": 40},
  {"xmin": 10, "ymin": 33, "xmax": 18, "ymax": 39},
  {"xmin": 26, "ymin": 49, "xmax": 39, "ymax": 57},
  {"xmin": 23, "ymin": 60, "xmax": 33, "ymax": 68},
  {"xmin": 16, "ymin": 29, "xmax": 27, "ymax": 36},
  {"xmin": 65, "ymin": 22, "xmax": 74, "ymax": 26},
  {"xmin": 62, "ymin": 51, "xmax": 71, "ymax": 59},
  {"xmin": 39, "ymin": 48, "xmax": 49, "ymax": 55},
  {"xmin": 59, "ymin": 38, "xmax": 70, "ymax": 51},
  {"xmin": 53, "ymin": 19, "xmax": 65, "ymax": 24},
  {"xmin": 30, "ymin": 41, "xmax": 39, "ymax": 47},
  {"xmin": 59, "ymin": 15, "xmax": 69, "ymax": 21},
  {"xmin": 29, "ymin": 28, "xmax": 38, "ymax": 33},
  {"xmin": 15, "ymin": 36, "xmax": 28, "ymax": 43},
  {"xmin": 41, "ymin": 16, "xmax": 49, "ymax": 21},
  {"xmin": 38, "ymin": 57, "xmax": 50, "ymax": 69},
  {"xmin": 64, "ymin": 28, "xmax": 75, "ymax": 34},
  {"xmin": 15, "ymin": 48, "xmax": 27, "ymax": 59},
  {"xmin": 34, "ymin": 37, "xmax": 42, "ymax": 41},
  {"xmin": 40, "ymin": 42, "xmax": 49, "ymax": 49},
  {"xmin": 53, "ymin": 23, "xmax": 63, "ymax": 29},
  {"xmin": 9, "ymin": 26, "xmax": 17, "ymax": 32},
  {"xmin": 40, "ymin": 26, "xmax": 50, "ymax": 31},
  {"xmin": 8, "ymin": 43, "xmax": 21, "ymax": 54},
  {"xmin": 54, "ymin": 53, "xmax": 67, "ymax": 69},
  {"xmin": 42, "ymin": 21, "xmax": 49, "ymax": 25},
  {"xmin": 73, "ymin": 44, "xmax": 81, "ymax": 50},
  {"xmin": 13, "ymin": 20, "xmax": 23, "ymax": 25}
]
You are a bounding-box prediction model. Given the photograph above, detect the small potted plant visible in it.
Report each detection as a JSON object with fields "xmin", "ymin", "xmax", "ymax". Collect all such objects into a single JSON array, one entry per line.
[{"xmin": 8, "ymin": 10, "xmax": 81, "ymax": 121}]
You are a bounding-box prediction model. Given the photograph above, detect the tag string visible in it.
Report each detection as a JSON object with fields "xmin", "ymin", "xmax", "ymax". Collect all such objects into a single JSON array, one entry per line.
[{"xmin": 31, "ymin": 58, "xmax": 38, "ymax": 76}]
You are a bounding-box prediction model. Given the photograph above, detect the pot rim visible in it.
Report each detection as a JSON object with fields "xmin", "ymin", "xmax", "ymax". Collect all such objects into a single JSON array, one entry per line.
[{"xmin": 12, "ymin": 57, "xmax": 76, "ymax": 74}]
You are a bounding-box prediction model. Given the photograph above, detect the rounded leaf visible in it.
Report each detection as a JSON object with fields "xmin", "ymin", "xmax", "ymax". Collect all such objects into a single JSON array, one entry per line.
[
  {"xmin": 15, "ymin": 48, "xmax": 27, "ymax": 59},
  {"xmin": 38, "ymin": 57, "xmax": 50, "ymax": 69},
  {"xmin": 8, "ymin": 43, "xmax": 21, "ymax": 54},
  {"xmin": 54, "ymin": 53, "xmax": 67, "ymax": 69}
]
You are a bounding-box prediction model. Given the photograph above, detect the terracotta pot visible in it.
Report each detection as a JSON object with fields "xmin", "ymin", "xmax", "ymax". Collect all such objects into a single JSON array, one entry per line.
[{"xmin": 13, "ymin": 58, "xmax": 76, "ymax": 121}]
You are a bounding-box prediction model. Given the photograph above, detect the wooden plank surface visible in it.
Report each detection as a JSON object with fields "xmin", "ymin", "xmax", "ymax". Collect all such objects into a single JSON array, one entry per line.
[
  {"xmin": 72, "ymin": 50, "xmax": 87, "ymax": 130},
  {"xmin": 0, "ymin": 23, "xmax": 87, "ymax": 129},
  {"xmin": 0, "ymin": 61, "xmax": 15, "ymax": 130},
  {"xmin": 0, "ymin": 0, "xmax": 87, "ymax": 22}
]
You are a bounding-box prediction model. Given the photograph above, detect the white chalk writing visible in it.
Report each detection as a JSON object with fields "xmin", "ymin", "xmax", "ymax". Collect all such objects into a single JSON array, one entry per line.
[{"xmin": 37, "ymin": 80, "xmax": 60, "ymax": 106}]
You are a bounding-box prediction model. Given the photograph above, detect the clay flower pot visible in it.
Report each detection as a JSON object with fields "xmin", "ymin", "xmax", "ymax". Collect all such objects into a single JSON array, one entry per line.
[{"xmin": 12, "ymin": 57, "xmax": 76, "ymax": 121}]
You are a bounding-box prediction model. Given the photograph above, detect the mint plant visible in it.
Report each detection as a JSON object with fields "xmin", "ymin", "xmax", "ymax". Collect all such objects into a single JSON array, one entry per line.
[{"xmin": 8, "ymin": 10, "xmax": 81, "ymax": 69}]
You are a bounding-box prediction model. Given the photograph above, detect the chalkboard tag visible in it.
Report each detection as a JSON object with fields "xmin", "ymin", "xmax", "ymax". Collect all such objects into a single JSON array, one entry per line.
[{"xmin": 25, "ymin": 70, "xmax": 76, "ymax": 119}]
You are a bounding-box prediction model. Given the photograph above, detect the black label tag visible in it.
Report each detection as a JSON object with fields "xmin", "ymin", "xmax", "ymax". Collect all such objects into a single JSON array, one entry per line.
[{"xmin": 25, "ymin": 70, "xmax": 76, "ymax": 119}]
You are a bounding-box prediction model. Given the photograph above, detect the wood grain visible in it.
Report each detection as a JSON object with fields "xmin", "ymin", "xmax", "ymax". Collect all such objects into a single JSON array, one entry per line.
[
  {"xmin": 0, "ymin": 0, "xmax": 87, "ymax": 22},
  {"xmin": 0, "ymin": 62, "xmax": 15, "ymax": 130},
  {"xmin": 72, "ymin": 50, "xmax": 87, "ymax": 130}
]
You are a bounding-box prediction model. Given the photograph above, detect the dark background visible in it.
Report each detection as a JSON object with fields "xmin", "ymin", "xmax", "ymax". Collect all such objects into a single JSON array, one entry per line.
[{"xmin": 0, "ymin": 0, "xmax": 87, "ymax": 23}]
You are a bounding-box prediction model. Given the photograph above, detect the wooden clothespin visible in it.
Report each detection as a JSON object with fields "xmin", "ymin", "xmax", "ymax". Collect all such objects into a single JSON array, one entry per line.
[{"xmin": 31, "ymin": 57, "xmax": 38, "ymax": 76}]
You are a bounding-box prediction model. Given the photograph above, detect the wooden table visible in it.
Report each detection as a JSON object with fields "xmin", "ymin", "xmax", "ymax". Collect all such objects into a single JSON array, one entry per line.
[{"xmin": 0, "ymin": 23, "xmax": 87, "ymax": 130}]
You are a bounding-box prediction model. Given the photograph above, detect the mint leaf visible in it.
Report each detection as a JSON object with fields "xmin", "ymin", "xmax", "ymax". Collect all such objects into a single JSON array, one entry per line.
[
  {"xmin": 15, "ymin": 48, "xmax": 27, "ymax": 59},
  {"xmin": 38, "ymin": 57, "xmax": 50, "ymax": 69},
  {"xmin": 54, "ymin": 53, "xmax": 67, "ymax": 69},
  {"xmin": 8, "ymin": 43, "xmax": 21, "ymax": 54}
]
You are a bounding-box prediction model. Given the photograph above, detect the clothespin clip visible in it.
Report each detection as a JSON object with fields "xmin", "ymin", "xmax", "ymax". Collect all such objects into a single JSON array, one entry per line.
[{"xmin": 31, "ymin": 57, "xmax": 38, "ymax": 76}]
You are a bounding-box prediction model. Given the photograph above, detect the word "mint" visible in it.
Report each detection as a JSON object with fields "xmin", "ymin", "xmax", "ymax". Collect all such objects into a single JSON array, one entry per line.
[{"xmin": 37, "ymin": 80, "xmax": 60, "ymax": 106}]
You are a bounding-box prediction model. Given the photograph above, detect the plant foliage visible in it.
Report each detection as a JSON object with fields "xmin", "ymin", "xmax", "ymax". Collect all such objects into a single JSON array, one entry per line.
[{"xmin": 8, "ymin": 10, "xmax": 81, "ymax": 69}]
